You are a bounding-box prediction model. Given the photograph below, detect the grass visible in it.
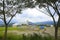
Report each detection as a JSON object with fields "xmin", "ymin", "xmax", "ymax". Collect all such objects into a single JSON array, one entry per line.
[
  {"xmin": 0, "ymin": 27, "xmax": 5, "ymax": 31},
  {"xmin": 0, "ymin": 33, "xmax": 55, "ymax": 40},
  {"xmin": 0, "ymin": 26, "xmax": 60, "ymax": 40},
  {"xmin": 0, "ymin": 27, "xmax": 27, "ymax": 31}
]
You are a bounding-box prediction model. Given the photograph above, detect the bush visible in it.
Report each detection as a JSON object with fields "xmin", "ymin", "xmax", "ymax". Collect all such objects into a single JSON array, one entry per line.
[{"xmin": 0, "ymin": 33, "xmax": 59, "ymax": 40}]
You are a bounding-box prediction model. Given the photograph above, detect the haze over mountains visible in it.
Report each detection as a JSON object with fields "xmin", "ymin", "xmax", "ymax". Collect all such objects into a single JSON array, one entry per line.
[
  {"xmin": 28, "ymin": 21, "xmax": 54, "ymax": 25},
  {"xmin": 0, "ymin": 19, "xmax": 54, "ymax": 26}
]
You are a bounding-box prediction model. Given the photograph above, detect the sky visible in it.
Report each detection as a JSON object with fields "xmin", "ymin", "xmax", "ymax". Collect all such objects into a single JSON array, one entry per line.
[
  {"xmin": 13, "ymin": 8, "xmax": 58, "ymax": 23},
  {"xmin": 0, "ymin": 0, "xmax": 59, "ymax": 24},
  {"xmin": 0, "ymin": 7, "xmax": 58, "ymax": 24}
]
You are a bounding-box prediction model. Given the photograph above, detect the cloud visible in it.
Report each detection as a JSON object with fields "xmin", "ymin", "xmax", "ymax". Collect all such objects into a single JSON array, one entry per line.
[{"xmin": 13, "ymin": 8, "xmax": 58, "ymax": 23}]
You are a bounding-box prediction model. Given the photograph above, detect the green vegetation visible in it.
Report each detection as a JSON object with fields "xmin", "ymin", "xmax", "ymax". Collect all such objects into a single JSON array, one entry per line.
[
  {"xmin": 0, "ymin": 27, "xmax": 27, "ymax": 31},
  {"xmin": 0, "ymin": 33, "xmax": 55, "ymax": 40},
  {"xmin": 0, "ymin": 27, "xmax": 60, "ymax": 40}
]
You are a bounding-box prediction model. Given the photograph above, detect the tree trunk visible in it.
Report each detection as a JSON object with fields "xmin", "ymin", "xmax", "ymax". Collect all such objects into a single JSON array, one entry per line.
[
  {"xmin": 52, "ymin": 16, "xmax": 58, "ymax": 40},
  {"xmin": 55, "ymin": 26, "xmax": 58, "ymax": 40},
  {"xmin": 4, "ymin": 25, "xmax": 8, "ymax": 40},
  {"xmin": 55, "ymin": 15, "xmax": 60, "ymax": 40},
  {"xmin": 52, "ymin": 18, "xmax": 58, "ymax": 40},
  {"xmin": 2, "ymin": 1, "xmax": 8, "ymax": 40},
  {"xmin": 3, "ymin": 24, "xmax": 8, "ymax": 40}
]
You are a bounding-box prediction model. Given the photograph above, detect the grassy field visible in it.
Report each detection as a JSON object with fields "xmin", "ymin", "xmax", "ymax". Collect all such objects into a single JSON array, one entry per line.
[{"xmin": 0, "ymin": 26, "xmax": 60, "ymax": 40}]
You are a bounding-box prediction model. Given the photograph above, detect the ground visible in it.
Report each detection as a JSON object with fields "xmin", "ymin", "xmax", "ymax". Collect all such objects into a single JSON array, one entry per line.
[{"xmin": 0, "ymin": 25, "xmax": 60, "ymax": 37}]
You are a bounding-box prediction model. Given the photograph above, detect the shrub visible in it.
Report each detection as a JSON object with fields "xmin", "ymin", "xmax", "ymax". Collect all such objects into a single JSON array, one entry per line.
[{"xmin": 0, "ymin": 33, "xmax": 59, "ymax": 40}]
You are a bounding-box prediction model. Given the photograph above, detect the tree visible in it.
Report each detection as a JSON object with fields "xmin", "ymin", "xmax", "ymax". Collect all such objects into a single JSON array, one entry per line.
[
  {"xmin": 0, "ymin": 0, "xmax": 35, "ymax": 40},
  {"xmin": 33, "ymin": 0, "xmax": 60, "ymax": 40},
  {"xmin": 0, "ymin": 0, "xmax": 21, "ymax": 40}
]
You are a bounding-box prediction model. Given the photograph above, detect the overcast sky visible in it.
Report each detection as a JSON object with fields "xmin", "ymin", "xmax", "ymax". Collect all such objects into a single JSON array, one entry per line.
[
  {"xmin": 0, "ymin": 0, "xmax": 59, "ymax": 24},
  {"xmin": 13, "ymin": 8, "xmax": 58, "ymax": 23}
]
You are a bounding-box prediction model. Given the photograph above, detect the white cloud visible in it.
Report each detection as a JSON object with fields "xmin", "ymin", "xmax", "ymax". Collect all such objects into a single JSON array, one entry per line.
[{"xmin": 13, "ymin": 8, "xmax": 56, "ymax": 23}]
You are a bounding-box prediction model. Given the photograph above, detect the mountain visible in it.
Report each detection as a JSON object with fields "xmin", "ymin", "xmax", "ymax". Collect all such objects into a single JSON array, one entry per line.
[
  {"xmin": 35, "ymin": 21, "xmax": 54, "ymax": 25},
  {"xmin": 0, "ymin": 18, "xmax": 54, "ymax": 26},
  {"xmin": 0, "ymin": 19, "xmax": 17, "ymax": 26},
  {"xmin": 28, "ymin": 22, "xmax": 35, "ymax": 25},
  {"xmin": 0, "ymin": 20, "xmax": 4, "ymax": 26},
  {"xmin": 28, "ymin": 21, "xmax": 54, "ymax": 25}
]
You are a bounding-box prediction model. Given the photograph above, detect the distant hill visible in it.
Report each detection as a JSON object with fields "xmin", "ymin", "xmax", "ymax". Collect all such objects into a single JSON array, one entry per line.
[
  {"xmin": 0, "ymin": 19, "xmax": 54, "ymax": 26},
  {"xmin": 0, "ymin": 19, "xmax": 17, "ymax": 26},
  {"xmin": 28, "ymin": 22, "xmax": 35, "ymax": 25},
  {"xmin": 28, "ymin": 21, "xmax": 54, "ymax": 25},
  {"xmin": 0, "ymin": 20, "xmax": 4, "ymax": 26},
  {"xmin": 35, "ymin": 21, "xmax": 54, "ymax": 25}
]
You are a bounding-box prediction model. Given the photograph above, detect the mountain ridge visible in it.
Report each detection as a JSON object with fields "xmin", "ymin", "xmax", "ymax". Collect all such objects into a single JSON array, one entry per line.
[{"xmin": 0, "ymin": 20, "xmax": 54, "ymax": 26}]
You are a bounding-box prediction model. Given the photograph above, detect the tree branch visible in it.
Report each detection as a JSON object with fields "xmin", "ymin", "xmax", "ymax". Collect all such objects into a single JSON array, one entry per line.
[
  {"xmin": 35, "ymin": 8, "xmax": 51, "ymax": 16},
  {"xmin": 7, "ymin": 12, "xmax": 17, "ymax": 25},
  {"xmin": 46, "ymin": 2, "xmax": 56, "ymax": 26},
  {"xmin": 0, "ymin": 17, "xmax": 4, "ymax": 20},
  {"xmin": 45, "ymin": 0, "xmax": 59, "ymax": 16},
  {"xmin": 3, "ymin": 0, "xmax": 7, "ymax": 25},
  {"xmin": 55, "ymin": 3, "xmax": 60, "ymax": 16}
]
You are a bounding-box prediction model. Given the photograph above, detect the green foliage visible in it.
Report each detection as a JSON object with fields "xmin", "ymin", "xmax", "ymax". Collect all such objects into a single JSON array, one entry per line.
[
  {"xmin": 0, "ymin": 33, "xmax": 55, "ymax": 40},
  {"xmin": 0, "ymin": 27, "xmax": 60, "ymax": 40},
  {"xmin": 7, "ymin": 34, "xmax": 22, "ymax": 40},
  {"xmin": 0, "ymin": 27, "xmax": 5, "ymax": 31},
  {"xmin": 35, "ymin": 0, "xmax": 59, "ymax": 8},
  {"xmin": 0, "ymin": 0, "xmax": 35, "ymax": 20},
  {"xmin": 36, "ymin": 0, "xmax": 57, "ymax": 3},
  {"xmin": 0, "ymin": 27, "xmax": 29, "ymax": 31}
]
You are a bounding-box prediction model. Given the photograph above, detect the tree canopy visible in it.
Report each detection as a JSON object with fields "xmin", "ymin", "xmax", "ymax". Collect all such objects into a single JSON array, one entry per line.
[
  {"xmin": 34, "ymin": 0, "xmax": 60, "ymax": 40},
  {"xmin": 0, "ymin": 0, "xmax": 35, "ymax": 40},
  {"xmin": 0, "ymin": 0, "xmax": 35, "ymax": 24}
]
